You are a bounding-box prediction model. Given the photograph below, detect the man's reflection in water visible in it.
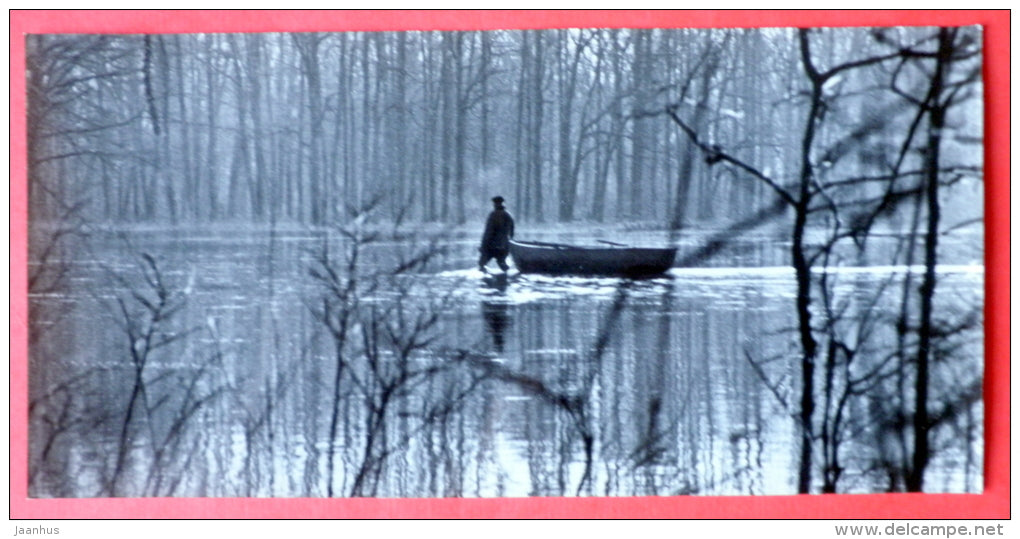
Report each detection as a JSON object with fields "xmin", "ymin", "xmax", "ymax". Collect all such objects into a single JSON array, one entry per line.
[
  {"xmin": 481, "ymin": 274, "xmax": 512, "ymax": 353},
  {"xmin": 481, "ymin": 300, "xmax": 511, "ymax": 353}
]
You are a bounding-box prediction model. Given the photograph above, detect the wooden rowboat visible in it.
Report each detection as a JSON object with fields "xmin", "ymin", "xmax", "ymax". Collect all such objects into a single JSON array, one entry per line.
[{"xmin": 509, "ymin": 239, "xmax": 677, "ymax": 277}]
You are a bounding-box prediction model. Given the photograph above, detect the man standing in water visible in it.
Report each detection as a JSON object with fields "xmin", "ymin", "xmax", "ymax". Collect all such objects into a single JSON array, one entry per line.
[{"xmin": 478, "ymin": 196, "xmax": 515, "ymax": 273}]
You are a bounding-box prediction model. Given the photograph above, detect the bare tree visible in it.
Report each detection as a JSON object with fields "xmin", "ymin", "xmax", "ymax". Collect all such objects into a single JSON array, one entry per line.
[
  {"xmin": 307, "ymin": 199, "xmax": 487, "ymax": 496},
  {"xmin": 95, "ymin": 253, "xmax": 230, "ymax": 496},
  {"xmin": 662, "ymin": 26, "xmax": 979, "ymax": 493}
]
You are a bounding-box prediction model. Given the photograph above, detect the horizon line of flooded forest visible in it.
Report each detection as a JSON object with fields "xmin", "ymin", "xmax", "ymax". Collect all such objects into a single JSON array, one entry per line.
[{"xmin": 27, "ymin": 25, "xmax": 983, "ymax": 498}]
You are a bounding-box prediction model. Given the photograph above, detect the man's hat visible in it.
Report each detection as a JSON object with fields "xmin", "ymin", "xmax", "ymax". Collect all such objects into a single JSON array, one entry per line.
[{"xmin": 491, "ymin": 196, "xmax": 505, "ymax": 204}]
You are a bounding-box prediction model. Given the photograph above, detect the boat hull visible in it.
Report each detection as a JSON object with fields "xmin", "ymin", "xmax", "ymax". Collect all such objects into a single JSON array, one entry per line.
[{"xmin": 509, "ymin": 240, "xmax": 676, "ymax": 277}]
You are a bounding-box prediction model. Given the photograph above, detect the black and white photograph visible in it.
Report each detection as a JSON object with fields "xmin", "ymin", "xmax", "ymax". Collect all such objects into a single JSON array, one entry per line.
[{"xmin": 26, "ymin": 22, "xmax": 984, "ymax": 500}]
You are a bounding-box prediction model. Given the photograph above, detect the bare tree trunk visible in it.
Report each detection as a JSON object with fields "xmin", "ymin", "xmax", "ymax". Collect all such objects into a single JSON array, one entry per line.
[
  {"xmin": 453, "ymin": 33, "xmax": 468, "ymax": 224},
  {"xmin": 793, "ymin": 30, "xmax": 823, "ymax": 493},
  {"xmin": 612, "ymin": 31, "xmax": 629, "ymax": 221},
  {"xmin": 907, "ymin": 27, "xmax": 954, "ymax": 493},
  {"xmin": 514, "ymin": 32, "xmax": 529, "ymax": 219},
  {"xmin": 556, "ymin": 30, "xmax": 583, "ymax": 221},
  {"xmin": 627, "ymin": 30, "xmax": 652, "ymax": 220},
  {"xmin": 530, "ymin": 32, "xmax": 546, "ymax": 222}
]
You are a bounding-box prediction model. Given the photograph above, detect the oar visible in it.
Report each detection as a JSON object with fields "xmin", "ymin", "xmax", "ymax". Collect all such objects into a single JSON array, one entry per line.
[{"xmin": 519, "ymin": 240, "xmax": 576, "ymax": 249}]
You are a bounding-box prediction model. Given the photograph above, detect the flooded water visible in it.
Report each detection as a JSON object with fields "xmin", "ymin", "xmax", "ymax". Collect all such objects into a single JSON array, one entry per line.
[{"xmin": 27, "ymin": 225, "xmax": 984, "ymax": 498}]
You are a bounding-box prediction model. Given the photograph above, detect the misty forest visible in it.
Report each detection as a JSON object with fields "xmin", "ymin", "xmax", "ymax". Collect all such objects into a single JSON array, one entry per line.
[{"xmin": 27, "ymin": 25, "xmax": 983, "ymax": 498}]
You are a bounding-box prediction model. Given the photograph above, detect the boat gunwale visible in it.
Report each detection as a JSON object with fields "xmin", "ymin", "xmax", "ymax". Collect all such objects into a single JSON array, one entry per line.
[{"xmin": 510, "ymin": 239, "xmax": 677, "ymax": 255}]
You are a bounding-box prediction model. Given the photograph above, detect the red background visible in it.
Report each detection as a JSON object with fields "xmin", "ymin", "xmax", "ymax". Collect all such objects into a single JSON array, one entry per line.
[{"xmin": 9, "ymin": 10, "xmax": 1009, "ymax": 519}]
